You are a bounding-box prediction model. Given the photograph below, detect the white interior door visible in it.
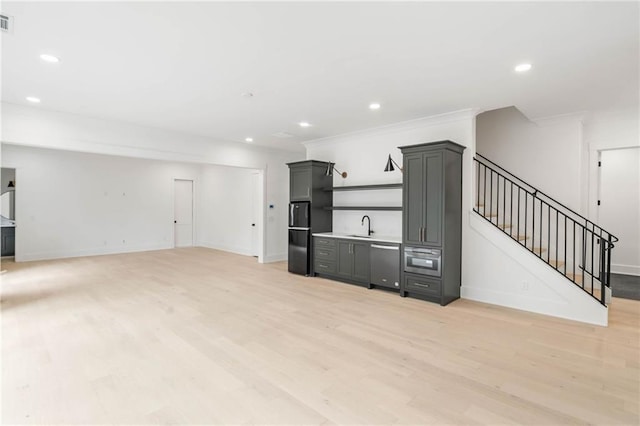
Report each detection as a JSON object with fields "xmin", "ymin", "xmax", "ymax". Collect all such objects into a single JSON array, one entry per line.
[
  {"xmin": 174, "ymin": 179, "xmax": 193, "ymax": 247},
  {"xmin": 251, "ymin": 172, "xmax": 260, "ymax": 257},
  {"xmin": 598, "ymin": 147, "xmax": 640, "ymax": 275}
]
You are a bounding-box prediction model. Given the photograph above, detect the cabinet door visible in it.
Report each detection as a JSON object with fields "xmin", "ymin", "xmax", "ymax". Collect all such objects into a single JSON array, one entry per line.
[
  {"xmin": 424, "ymin": 152, "xmax": 443, "ymax": 246},
  {"xmin": 351, "ymin": 242, "xmax": 370, "ymax": 283},
  {"xmin": 336, "ymin": 240, "xmax": 353, "ymax": 279},
  {"xmin": 289, "ymin": 167, "xmax": 312, "ymax": 201},
  {"xmin": 404, "ymin": 153, "xmax": 425, "ymax": 245}
]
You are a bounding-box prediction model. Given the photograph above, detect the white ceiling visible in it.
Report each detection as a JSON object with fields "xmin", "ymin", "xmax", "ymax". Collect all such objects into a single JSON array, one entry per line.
[{"xmin": 2, "ymin": 1, "xmax": 638, "ymax": 152}]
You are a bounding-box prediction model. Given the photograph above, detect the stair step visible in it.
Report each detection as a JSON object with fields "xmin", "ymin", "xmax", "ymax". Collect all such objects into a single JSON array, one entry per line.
[
  {"xmin": 549, "ymin": 260, "xmax": 565, "ymax": 268},
  {"xmin": 565, "ymin": 273, "xmax": 583, "ymax": 284},
  {"xmin": 498, "ymin": 223, "xmax": 512, "ymax": 229},
  {"xmin": 482, "ymin": 212, "xmax": 499, "ymax": 218},
  {"xmin": 532, "ymin": 247, "xmax": 547, "ymax": 255},
  {"xmin": 513, "ymin": 234, "xmax": 528, "ymax": 242}
]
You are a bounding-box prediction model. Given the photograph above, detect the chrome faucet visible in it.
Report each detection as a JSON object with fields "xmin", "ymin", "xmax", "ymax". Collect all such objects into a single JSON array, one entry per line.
[{"xmin": 361, "ymin": 215, "xmax": 373, "ymax": 236}]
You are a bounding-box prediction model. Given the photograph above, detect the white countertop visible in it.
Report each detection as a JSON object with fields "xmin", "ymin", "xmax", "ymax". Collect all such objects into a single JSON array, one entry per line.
[
  {"xmin": 312, "ymin": 232, "xmax": 401, "ymax": 244},
  {"xmin": 0, "ymin": 216, "xmax": 15, "ymax": 228}
]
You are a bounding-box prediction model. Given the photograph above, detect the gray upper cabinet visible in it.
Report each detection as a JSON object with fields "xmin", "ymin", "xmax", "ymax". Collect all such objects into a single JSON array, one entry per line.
[
  {"xmin": 287, "ymin": 160, "xmax": 333, "ymax": 205},
  {"xmin": 289, "ymin": 167, "xmax": 312, "ymax": 201},
  {"xmin": 400, "ymin": 140, "xmax": 465, "ymax": 306},
  {"xmin": 403, "ymin": 151, "xmax": 443, "ymax": 246}
]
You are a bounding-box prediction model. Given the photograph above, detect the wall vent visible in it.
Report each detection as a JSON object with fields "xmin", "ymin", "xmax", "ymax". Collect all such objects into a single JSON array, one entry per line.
[{"xmin": 0, "ymin": 14, "xmax": 13, "ymax": 33}]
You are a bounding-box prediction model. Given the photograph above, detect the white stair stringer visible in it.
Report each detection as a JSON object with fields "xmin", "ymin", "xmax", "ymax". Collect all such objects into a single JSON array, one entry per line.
[{"xmin": 462, "ymin": 212, "xmax": 608, "ymax": 326}]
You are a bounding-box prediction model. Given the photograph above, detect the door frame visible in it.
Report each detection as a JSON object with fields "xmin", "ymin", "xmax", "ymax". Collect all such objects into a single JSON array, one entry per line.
[
  {"xmin": 254, "ymin": 168, "xmax": 266, "ymax": 264},
  {"xmin": 588, "ymin": 144, "xmax": 639, "ymax": 223},
  {"xmin": 173, "ymin": 178, "xmax": 195, "ymax": 248}
]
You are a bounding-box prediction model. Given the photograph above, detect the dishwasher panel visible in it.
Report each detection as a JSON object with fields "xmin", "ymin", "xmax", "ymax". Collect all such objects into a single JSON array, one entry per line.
[{"xmin": 370, "ymin": 243, "xmax": 400, "ymax": 289}]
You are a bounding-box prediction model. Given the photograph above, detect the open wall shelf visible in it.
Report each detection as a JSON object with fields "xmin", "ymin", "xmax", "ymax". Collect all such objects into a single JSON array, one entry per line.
[
  {"xmin": 325, "ymin": 183, "xmax": 402, "ymax": 192},
  {"xmin": 324, "ymin": 206, "xmax": 402, "ymax": 211}
]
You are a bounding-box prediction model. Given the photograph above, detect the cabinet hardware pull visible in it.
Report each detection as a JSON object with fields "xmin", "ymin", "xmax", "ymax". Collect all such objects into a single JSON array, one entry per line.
[
  {"xmin": 413, "ymin": 282, "xmax": 430, "ymax": 288},
  {"xmin": 371, "ymin": 244, "xmax": 399, "ymax": 250}
]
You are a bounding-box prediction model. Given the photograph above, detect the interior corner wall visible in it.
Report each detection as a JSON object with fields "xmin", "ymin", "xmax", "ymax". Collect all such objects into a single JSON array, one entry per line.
[
  {"xmin": 476, "ymin": 107, "xmax": 583, "ymax": 212},
  {"xmin": 1, "ymin": 102, "xmax": 304, "ymax": 262},
  {"xmin": 197, "ymin": 165, "xmax": 255, "ymax": 256}
]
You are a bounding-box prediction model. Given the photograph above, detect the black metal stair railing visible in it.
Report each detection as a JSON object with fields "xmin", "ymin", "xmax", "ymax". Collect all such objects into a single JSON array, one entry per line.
[{"xmin": 473, "ymin": 154, "xmax": 618, "ymax": 306}]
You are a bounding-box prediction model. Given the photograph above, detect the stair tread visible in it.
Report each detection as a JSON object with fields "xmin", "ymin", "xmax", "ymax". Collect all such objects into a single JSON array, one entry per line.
[
  {"xmin": 532, "ymin": 247, "xmax": 547, "ymax": 254},
  {"xmin": 549, "ymin": 260, "xmax": 565, "ymax": 268}
]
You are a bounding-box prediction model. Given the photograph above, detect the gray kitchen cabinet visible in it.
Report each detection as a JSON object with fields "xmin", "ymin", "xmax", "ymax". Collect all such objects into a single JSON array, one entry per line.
[
  {"xmin": 287, "ymin": 160, "xmax": 333, "ymax": 203},
  {"xmin": 289, "ymin": 166, "xmax": 312, "ymax": 201},
  {"xmin": 351, "ymin": 242, "xmax": 370, "ymax": 283},
  {"xmin": 403, "ymin": 151, "xmax": 443, "ymax": 246},
  {"xmin": 400, "ymin": 140, "xmax": 465, "ymax": 305},
  {"xmin": 314, "ymin": 237, "xmax": 370, "ymax": 286},
  {"xmin": 1, "ymin": 227, "xmax": 15, "ymax": 257}
]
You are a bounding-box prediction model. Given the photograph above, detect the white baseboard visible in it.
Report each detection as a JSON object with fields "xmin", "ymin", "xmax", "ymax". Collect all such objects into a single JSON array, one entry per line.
[
  {"xmin": 17, "ymin": 243, "xmax": 173, "ymax": 262},
  {"xmin": 263, "ymin": 252, "xmax": 287, "ymax": 263},
  {"xmin": 197, "ymin": 241, "xmax": 255, "ymax": 257},
  {"xmin": 611, "ymin": 263, "xmax": 640, "ymax": 276}
]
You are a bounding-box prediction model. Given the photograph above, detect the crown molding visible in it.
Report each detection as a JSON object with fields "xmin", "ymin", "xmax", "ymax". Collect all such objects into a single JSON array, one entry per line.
[
  {"xmin": 530, "ymin": 111, "xmax": 590, "ymax": 127},
  {"xmin": 301, "ymin": 108, "xmax": 480, "ymax": 148}
]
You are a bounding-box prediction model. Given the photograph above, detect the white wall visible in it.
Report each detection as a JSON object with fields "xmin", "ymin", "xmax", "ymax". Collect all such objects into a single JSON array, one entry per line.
[
  {"xmin": 476, "ymin": 107, "xmax": 583, "ymax": 212},
  {"xmin": 304, "ymin": 111, "xmax": 477, "ymax": 238},
  {"xmin": 1, "ymin": 145, "xmax": 200, "ymax": 260},
  {"xmin": 198, "ymin": 165, "xmax": 256, "ymax": 256},
  {"xmin": 584, "ymin": 108, "xmax": 640, "ymax": 275},
  {"xmin": 1, "ymin": 103, "xmax": 304, "ymax": 262}
]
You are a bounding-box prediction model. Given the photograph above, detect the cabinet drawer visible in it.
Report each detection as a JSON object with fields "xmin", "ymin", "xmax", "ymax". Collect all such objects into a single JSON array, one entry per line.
[
  {"xmin": 314, "ymin": 260, "xmax": 336, "ymax": 275},
  {"xmin": 404, "ymin": 275, "xmax": 441, "ymax": 297},
  {"xmin": 314, "ymin": 247, "xmax": 336, "ymax": 261},
  {"xmin": 314, "ymin": 237, "xmax": 336, "ymax": 248}
]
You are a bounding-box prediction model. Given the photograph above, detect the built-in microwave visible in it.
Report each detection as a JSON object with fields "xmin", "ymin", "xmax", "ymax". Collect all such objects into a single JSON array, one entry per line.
[{"xmin": 404, "ymin": 247, "xmax": 442, "ymax": 277}]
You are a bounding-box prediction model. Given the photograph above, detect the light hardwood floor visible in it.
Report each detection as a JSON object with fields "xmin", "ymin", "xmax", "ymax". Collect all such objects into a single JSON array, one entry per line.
[{"xmin": 1, "ymin": 248, "xmax": 638, "ymax": 425}]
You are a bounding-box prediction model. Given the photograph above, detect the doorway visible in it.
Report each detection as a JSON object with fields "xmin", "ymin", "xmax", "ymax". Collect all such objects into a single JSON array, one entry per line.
[
  {"xmin": 1, "ymin": 167, "xmax": 16, "ymax": 258},
  {"xmin": 174, "ymin": 179, "xmax": 194, "ymax": 248},
  {"xmin": 597, "ymin": 147, "xmax": 640, "ymax": 275}
]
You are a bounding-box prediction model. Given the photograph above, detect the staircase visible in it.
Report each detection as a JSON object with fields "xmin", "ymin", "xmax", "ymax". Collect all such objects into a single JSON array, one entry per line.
[{"xmin": 473, "ymin": 154, "xmax": 618, "ymax": 306}]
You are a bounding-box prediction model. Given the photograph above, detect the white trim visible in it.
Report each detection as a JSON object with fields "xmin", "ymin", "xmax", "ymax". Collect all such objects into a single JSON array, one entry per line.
[
  {"xmin": 198, "ymin": 241, "xmax": 255, "ymax": 257},
  {"xmin": 264, "ymin": 252, "xmax": 287, "ymax": 263},
  {"xmin": 530, "ymin": 111, "xmax": 589, "ymax": 127},
  {"xmin": 611, "ymin": 264, "xmax": 640, "ymax": 276},
  {"xmin": 302, "ymin": 109, "xmax": 480, "ymax": 148},
  {"xmin": 17, "ymin": 244, "xmax": 173, "ymax": 262}
]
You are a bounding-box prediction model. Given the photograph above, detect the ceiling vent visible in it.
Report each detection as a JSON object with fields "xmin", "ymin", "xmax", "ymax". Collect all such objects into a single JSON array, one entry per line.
[
  {"xmin": 272, "ymin": 132, "xmax": 294, "ymax": 139},
  {"xmin": 0, "ymin": 14, "xmax": 13, "ymax": 33}
]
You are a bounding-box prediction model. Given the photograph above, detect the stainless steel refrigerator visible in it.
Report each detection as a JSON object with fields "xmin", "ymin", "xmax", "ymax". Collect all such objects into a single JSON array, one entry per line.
[{"xmin": 288, "ymin": 201, "xmax": 310, "ymax": 275}]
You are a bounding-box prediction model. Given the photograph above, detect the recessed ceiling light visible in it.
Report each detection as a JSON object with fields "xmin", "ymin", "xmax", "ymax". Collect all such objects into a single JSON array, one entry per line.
[
  {"xmin": 40, "ymin": 54, "xmax": 60, "ymax": 63},
  {"xmin": 515, "ymin": 63, "xmax": 532, "ymax": 73},
  {"xmin": 26, "ymin": 96, "xmax": 41, "ymax": 103},
  {"xmin": 245, "ymin": 137, "xmax": 253, "ymax": 143},
  {"xmin": 241, "ymin": 92, "xmax": 254, "ymax": 98},
  {"xmin": 299, "ymin": 122, "xmax": 311, "ymax": 128},
  {"xmin": 369, "ymin": 102, "xmax": 381, "ymax": 110}
]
